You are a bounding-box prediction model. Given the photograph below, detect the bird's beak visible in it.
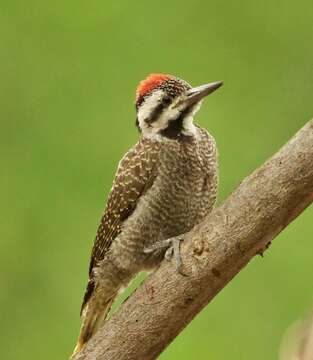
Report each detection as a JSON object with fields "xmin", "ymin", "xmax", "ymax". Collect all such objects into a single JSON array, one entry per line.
[{"xmin": 183, "ymin": 81, "xmax": 223, "ymax": 107}]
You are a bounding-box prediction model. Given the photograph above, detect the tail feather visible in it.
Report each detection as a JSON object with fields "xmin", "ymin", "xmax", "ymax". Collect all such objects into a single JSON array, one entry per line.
[{"xmin": 71, "ymin": 296, "xmax": 115, "ymax": 358}]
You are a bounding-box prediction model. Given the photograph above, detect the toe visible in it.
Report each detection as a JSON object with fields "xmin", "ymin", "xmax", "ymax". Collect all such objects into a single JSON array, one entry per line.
[{"xmin": 164, "ymin": 246, "xmax": 174, "ymax": 261}]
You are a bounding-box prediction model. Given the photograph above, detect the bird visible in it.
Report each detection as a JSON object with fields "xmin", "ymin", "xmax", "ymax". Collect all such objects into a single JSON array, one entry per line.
[{"xmin": 72, "ymin": 73, "xmax": 222, "ymax": 355}]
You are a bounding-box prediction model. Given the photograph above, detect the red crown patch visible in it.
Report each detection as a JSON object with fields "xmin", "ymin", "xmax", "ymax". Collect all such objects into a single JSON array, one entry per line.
[{"xmin": 136, "ymin": 73, "xmax": 174, "ymax": 100}]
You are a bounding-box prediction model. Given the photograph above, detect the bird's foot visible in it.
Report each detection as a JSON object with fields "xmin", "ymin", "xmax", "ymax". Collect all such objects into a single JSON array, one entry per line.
[{"xmin": 144, "ymin": 236, "xmax": 186, "ymax": 275}]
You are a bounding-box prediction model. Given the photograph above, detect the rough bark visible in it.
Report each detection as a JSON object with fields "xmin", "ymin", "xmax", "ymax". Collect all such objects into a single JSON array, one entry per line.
[{"xmin": 73, "ymin": 119, "xmax": 313, "ymax": 360}]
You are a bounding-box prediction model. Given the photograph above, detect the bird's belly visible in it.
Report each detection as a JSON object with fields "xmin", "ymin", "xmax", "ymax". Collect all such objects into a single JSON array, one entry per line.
[
  {"xmin": 134, "ymin": 166, "xmax": 207, "ymax": 241},
  {"xmin": 157, "ymin": 179, "xmax": 204, "ymax": 237},
  {"xmin": 110, "ymin": 148, "xmax": 214, "ymax": 272},
  {"xmin": 111, "ymin": 181, "xmax": 205, "ymax": 272}
]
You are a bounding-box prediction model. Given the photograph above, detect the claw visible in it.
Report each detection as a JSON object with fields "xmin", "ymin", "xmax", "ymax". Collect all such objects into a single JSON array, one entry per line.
[
  {"xmin": 164, "ymin": 246, "xmax": 174, "ymax": 261},
  {"xmin": 143, "ymin": 238, "xmax": 173, "ymax": 253},
  {"xmin": 144, "ymin": 236, "xmax": 186, "ymax": 275},
  {"xmin": 172, "ymin": 237, "xmax": 182, "ymax": 272}
]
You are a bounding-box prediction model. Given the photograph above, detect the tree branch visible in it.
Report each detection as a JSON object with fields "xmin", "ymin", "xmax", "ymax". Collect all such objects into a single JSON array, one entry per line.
[{"xmin": 73, "ymin": 119, "xmax": 313, "ymax": 360}]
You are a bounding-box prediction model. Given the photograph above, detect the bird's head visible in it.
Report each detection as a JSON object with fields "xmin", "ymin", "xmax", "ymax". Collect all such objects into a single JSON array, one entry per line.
[{"xmin": 135, "ymin": 74, "xmax": 223, "ymax": 140}]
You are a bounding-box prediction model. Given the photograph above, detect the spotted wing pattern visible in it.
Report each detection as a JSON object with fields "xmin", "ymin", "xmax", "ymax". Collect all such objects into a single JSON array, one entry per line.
[{"xmin": 81, "ymin": 138, "xmax": 160, "ymax": 313}]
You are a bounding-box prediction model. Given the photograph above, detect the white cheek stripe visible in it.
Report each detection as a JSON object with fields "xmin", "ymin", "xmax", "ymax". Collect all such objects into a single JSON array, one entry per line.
[
  {"xmin": 137, "ymin": 91, "xmax": 201, "ymax": 141},
  {"xmin": 137, "ymin": 90, "xmax": 163, "ymax": 129},
  {"xmin": 181, "ymin": 101, "xmax": 202, "ymax": 137}
]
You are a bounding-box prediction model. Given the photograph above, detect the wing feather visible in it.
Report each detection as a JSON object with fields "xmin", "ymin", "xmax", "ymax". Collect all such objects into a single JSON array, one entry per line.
[{"xmin": 81, "ymin": 139, "xmax": 160, "ymax": 313}]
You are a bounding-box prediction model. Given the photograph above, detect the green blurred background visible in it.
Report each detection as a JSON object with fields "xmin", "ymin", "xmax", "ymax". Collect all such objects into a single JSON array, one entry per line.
[{"xmin": 1, "ymin": 0, "xmax": 312, "ymax": 359}]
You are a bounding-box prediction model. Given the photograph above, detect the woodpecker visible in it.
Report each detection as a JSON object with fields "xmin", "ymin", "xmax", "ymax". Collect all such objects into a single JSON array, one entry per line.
[{"xmin": 73, "ymin": 74, "xmax": 222, "ymax": 355}]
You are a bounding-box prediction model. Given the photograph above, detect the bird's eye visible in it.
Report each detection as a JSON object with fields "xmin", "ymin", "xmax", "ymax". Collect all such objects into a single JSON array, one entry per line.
[{"xmin": 162, "ymin": 97, "xmax": 171, "ymax": 105}]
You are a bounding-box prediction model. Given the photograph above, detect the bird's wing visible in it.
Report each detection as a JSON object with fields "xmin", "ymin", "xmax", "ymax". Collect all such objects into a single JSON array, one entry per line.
[{"xmin": 81, "ymin": 138, "xmax": 160, "ymax": 313}]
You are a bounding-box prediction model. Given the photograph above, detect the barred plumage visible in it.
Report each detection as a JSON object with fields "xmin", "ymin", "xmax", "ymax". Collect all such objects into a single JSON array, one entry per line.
[{"xmin": 72, "ymin": 74, "xmax": 222, "ymax": 356}]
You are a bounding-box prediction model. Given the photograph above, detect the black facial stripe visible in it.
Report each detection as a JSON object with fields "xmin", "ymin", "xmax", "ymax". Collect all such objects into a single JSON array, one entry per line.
[
  {"xmin": 145, "ymin": 95, "xmax": 174, "ymax": 125},
  {"xmin": 145, "ymin": 102, "xmax": 165, "ymax": 125},
  {"xmin": 160, "ymin": 105, "xmax": 194, "ymax": 139},
  {"xmin": 135, "ymin": 77, "xmax": 192, "ymax": 131}
]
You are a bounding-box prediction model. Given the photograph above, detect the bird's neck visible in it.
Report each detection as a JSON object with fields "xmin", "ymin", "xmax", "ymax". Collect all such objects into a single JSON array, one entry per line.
[{"xmin": 159, "ymin": 114, "xmax": 197, "ymax": 140}]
